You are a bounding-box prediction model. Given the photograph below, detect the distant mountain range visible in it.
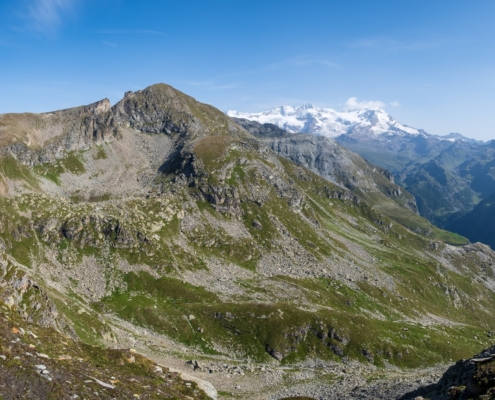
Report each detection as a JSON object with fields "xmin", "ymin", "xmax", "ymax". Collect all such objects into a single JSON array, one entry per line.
[
  {"xmin": 227, "ymin": 104, "xmax": 477, "ymax": 142},
  {"xmin": 233, "ymin": 117, "xmax": 454, "ymax": 242},
  {"xmin": 228, "ymin": 104, "xmax": 495, "ymax": 244}
]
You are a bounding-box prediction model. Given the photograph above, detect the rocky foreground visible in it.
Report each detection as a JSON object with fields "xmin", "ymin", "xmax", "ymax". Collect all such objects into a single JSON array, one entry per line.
[
  {"xmin": 402, "ymin": 345, "xmax": 495, "ymax": 400},
  {"xmin": 0, "ymin": 301, "xmax": 210, "ymax": 399}
]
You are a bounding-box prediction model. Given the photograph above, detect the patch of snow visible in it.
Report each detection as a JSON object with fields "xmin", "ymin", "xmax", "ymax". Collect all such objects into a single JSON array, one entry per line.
[{"xmin": 227, "ymin": 104, "xmax": 423, "ymax": 138}]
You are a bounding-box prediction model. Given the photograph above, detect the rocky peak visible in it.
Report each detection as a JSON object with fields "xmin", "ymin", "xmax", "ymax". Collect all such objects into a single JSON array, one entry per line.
[
  {"xmin": 90, "ymin": 98, "xmax": 111, "ymax": 115},
  {"xmin": 112, "ymin": 83, "xmax": 248, "ymax": 142},
  {"xmin": 112, "ymin": 84, "xmax": 192, "ymax": 135}
]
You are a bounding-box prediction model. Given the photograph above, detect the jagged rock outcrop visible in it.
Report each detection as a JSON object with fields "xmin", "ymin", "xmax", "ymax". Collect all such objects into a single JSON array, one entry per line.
[
  {"xmin": 113, "ymin": 85, "xmax": 246, "ymax": 141},
  {"xmin": 233, "ymin": 117, "xmax": 418, "ymax": 210},
  {"xmin": 0, "ymin": 99, "xmax": 118, "ymax": 167},
  {"xmin": 0, "ymin": 256, "xmax": 73, "ymax": 335},
  {"xmin": 0, "ymin": 84, "xmax": 248, "ymax": 171},
  {"xmin": 402, "ymin": 346, "xmax": 495, "ymax": 399}
]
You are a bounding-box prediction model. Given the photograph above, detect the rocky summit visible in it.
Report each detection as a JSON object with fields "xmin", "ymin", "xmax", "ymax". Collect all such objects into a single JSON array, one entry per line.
[{"xmin": 0, "ymin": 83, "xmax": 495, "ymax": 399}]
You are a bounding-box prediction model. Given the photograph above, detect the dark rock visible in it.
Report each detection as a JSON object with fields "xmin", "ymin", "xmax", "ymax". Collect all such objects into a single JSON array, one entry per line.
[
  {"xmin": 330, "ymin": 344, "xmax": 344, "ymax": 357},
  {"xmin": 362, "ymin": 349, "xmax": 374, "ymax": 362},
  {"xmin": 328, "ymin": 328, "xmax": 349, "ymax": 345},
  {"xmin": 266, "ymin": 345, "xmax": 284, "ymax": 361},
  {"xmin": 402, "ymin": 345, "xmax": 495, "ymax": 400},
  {"xmin": 252, "ymin": 220, "xmax": 262, "ymax": 230},
  {"xmin": 232, "ymin": 118, "xmax": 288, "ymax": 138}
]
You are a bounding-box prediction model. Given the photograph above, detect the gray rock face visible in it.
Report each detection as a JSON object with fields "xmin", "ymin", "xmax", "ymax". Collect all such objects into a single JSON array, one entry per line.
[
  {"xmin": 113, "ymin": 84, "xmax": 246, "ymax": 143},
  {"xmin": 0, "ymin": 84, "xmax": 247, "ymax": 171},
  {"xmin": 232, "ymin": 118, "xmax": 288, "ymax": 138},
  {"xmin": 1, "ymin": 98, "xmax": 118, "ymax": 167},
  {"xmin": 112, "ymin": 86, "xmax": 192, "ymax": 136},
  {"xmin": 0, "ymin": 257, "xmax": 73, "ymax": 336},
  {"xmin": 268, "ymin": 134, "xmax": 386, "ymax": 189},
  {"xmin": 234, "ymin": 119, "xmax": 417, "ymax": 205},
  {"xmin": 401, "ymin": 345, "xmax": 495, "ymax": 400},
  {"xmin": 234, "ymin": 117, "xmax": 419, "ymax": 214}
]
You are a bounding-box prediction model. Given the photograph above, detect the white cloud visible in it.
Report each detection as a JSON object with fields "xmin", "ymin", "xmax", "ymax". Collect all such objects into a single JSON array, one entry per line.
[
  {"xmin": 344, "ymin": 97, "xmax": 385, "ymax": 111},
  {"xmin": 390, "ymin": 100, "xmax": 400, "ymax": 107},
  {"xmin": 26, "ymin": 0, "xmax": 76, "ymax": 33}
]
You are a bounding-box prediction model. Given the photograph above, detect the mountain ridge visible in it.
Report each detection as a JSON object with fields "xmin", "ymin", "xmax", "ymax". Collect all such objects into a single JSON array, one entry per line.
[
  {"xmin": 228, "ymin": 104, "xmax": 495, "ymax": 246},
  {"xmin": 1, "ymin": 83, "xmax": 495, "ymax": 399},
  {"xmin": 232, "ymin": 117, "xmax": 469, "ymax": 244},
  {"xmin": 227, "ymin": 103, "xmax": 480, "ymax": 142}
]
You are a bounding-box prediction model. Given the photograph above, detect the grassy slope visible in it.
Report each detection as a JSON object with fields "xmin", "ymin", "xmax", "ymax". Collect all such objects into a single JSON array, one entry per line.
[
  {"xmin": 0, "ymin": 299, "xmax": 209, "ymax": 399},
  {"xmin": 1, "ymin": 147, "xmax": 492, "ymax": 369},
  {"xmin": 0, "ymin": 85, "xmax": 493, "ymax": 377}
]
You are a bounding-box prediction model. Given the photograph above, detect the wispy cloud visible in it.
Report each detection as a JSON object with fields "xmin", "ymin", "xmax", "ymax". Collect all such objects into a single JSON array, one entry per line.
[
  {"xmin": 344, "ymin": 97, "xmax": 385, "ymax": 111},
  {"xmin": 102, "ymin": 40, "xmax": 117, "ymax": 47},
  {"xmin": 181, "ymin": 79, "xmax": 240, "ymax": 90},
  {"xmin": 24, "ymin": 0, "xmax": 76, "ymax": 33},
  {"xmin": 97, "ymin": 30, "xmax": 165, "ymax": 36},
  {"xmin": 268, "ymin": 56, "xmax": 339, "ymax": 70},
  {"xmin": 347, "ymin": 37, "xmax": 444, "ymax": 52},
  {"xmin": 390, "ymin": 100, "xmax": 400, "ymax": 107}
]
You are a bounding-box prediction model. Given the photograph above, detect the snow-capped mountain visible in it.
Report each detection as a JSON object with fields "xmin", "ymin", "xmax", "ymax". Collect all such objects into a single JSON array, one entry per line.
[
  {"xmin": 227, "ymin": 104, "xmax": 423, "ymax": 138},
  {"xmin": 229, "ymin": 102, "xmax": 495, "ymax": 245}
]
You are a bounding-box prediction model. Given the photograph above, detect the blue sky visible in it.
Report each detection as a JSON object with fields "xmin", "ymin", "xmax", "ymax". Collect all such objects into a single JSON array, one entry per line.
[{"xmin": 1, "ymin": 1, "xmax": 495, "ymax": 140}]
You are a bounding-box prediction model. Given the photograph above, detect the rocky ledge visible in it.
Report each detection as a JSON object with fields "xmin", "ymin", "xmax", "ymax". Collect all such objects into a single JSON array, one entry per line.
[{"xmin": 402, "ymin": 345, "xmax": 495, "ymax": 400}]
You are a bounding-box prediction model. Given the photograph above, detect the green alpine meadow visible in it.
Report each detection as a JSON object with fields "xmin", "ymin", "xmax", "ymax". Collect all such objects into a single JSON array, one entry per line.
[{"xmin": 0, "ymin": 84, "xmax": 494, "ymax": 399}]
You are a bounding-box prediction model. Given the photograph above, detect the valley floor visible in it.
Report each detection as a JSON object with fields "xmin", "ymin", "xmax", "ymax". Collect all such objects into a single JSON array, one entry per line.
[{"xmin": 104, "ymin": 313, "xmax": 449, "ymax": 400}]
